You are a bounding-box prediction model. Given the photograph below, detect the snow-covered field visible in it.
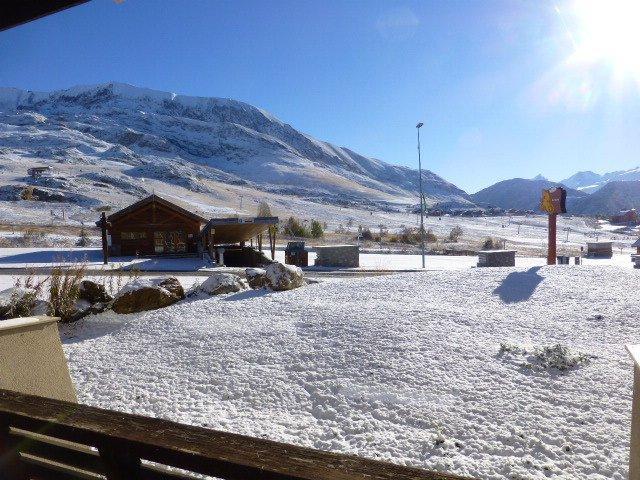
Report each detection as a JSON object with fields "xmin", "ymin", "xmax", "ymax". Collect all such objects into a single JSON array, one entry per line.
[{"xmin": 61, "ymin": 265, "xmax": 638, "ymax": 479}]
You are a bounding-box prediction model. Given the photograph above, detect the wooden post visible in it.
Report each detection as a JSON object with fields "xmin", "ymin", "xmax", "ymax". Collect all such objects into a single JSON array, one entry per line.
[
  {"xmin": 628, "ymin": 345, "xmax": 640, "ymax": 480},
  {"xmin": 258, "ymin": 234, "xmax": 263, "ymax": 252},
  {"xmin": 268, "ymin": 226, "xmax": 276, "ymax": 260},
  {"xmin": 547, "ymin": 213, "xmax": 556, "ymax": 265},
  {"xmin": 99, "ymin": 443, "xmax": 142, "ymax": 480},
  {"xmin": 100, "ymin": 212, "xmax": 109, "ymax": 265}
]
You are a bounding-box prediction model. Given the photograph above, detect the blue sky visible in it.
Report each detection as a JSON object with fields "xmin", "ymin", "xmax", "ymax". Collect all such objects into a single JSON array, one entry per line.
[{"xmin": 1, "ymin": 0, "xmax": 639, "ymax": 193}]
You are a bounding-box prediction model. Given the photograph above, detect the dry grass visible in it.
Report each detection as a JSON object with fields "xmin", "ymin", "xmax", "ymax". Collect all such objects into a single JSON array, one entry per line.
[{"xmin": 49, "ymin": 264, "xmax": 87, "ymax": 322}]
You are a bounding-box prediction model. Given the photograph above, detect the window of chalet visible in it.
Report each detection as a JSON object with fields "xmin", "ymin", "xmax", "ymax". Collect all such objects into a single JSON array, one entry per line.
[{"xmin": 120, "ymin": 232, "xmax": 147, "ymax": 240}]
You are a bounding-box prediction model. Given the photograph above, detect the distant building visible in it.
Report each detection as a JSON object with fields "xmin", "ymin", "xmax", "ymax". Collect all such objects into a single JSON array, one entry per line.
[
  {"xmin": 632, "ymin": 238, "xmax": 640, "ymax": 255},
  {"xmin": 97, "ymin": 194, "xmax": 278, "ymax": 266},
  {"xmin": 610, "ymin": 209, "xmax": 639, "ymax": 225},
  {"xmin": 586, "ymin": 241, "xmax": 613, "ymax": 258}
]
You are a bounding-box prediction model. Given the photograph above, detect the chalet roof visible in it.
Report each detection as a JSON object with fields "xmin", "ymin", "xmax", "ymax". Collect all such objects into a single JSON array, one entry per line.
[
  {"xmin": 107, "ymin": 194, "xmax": 209, "ymax": 224},
  {"xmin": 202, "ymin": 217, "xmax": 279, "ymax": 244},
  {"xmin": 632, "ymin": 238, "xmax": 640, "ymax": 247}
]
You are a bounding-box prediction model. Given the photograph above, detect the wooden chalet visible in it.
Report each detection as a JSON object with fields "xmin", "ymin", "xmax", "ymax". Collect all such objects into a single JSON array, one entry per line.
[{"xmin": 97, "ymin": 194, "xmax": 278, "ymax": 264}]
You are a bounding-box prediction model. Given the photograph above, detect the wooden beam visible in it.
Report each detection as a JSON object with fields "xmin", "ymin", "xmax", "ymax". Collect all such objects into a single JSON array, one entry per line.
[
  {"xmin": 0, "ymin": 0, "xmax": 88, "ymax": 32},
  {"xmin": 0, "ymin": 389, "xmax": 471, "ymax": 480}
]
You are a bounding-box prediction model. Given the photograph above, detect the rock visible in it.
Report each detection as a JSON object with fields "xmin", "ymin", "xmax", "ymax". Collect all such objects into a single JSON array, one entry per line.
[
  {"xmin": 0, "ymin": 287, "xmax": 39, "ymax": 319},
  {"xmin": 112, "ymin": 277, "xmax": 185, "ymax": 314},
  {"xmin": 264, "ymin": 262, "xmax": 304, "ymax": 291},
  {"xmin": 192, "ymin": 273, "xmax": 248, "ymax": 296},
  {"xmin": 31, "ymin": 299, "xmax": 52, "ymax": 317},
  {"xmin": 245, "ymin": 268, "xmax": 267, "ymax": 289},
  {"xmin": 157, "ymin": 277, "xmax": 185, "ymax": 299},
  {"xmin": 79, "ymin": 280, "xmax": 113, "ymax": 304}
]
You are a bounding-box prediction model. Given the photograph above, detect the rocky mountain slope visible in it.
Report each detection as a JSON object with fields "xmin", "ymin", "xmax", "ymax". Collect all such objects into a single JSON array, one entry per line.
[
  {"xmin": 571, "ymin": 181, "xmax": 640, "ymax": 215},
  {"xmin": 470, "ymin": 178, "xmax": 588, "ymax": 211},
  {"xmin": 0, "ymin": 82, "xmax": 472, "ymax": 216}
]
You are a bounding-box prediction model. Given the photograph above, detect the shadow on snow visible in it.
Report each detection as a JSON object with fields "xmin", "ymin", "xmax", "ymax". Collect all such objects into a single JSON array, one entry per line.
[{"xmin": 492, "ymin": 266, "xmax": 544, "ymax": 303}]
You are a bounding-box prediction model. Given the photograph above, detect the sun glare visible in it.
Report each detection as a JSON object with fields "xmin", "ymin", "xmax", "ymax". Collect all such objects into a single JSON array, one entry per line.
[{"xmin": 569, "ymin": 0, "xmax": 640, "ymax": 81}]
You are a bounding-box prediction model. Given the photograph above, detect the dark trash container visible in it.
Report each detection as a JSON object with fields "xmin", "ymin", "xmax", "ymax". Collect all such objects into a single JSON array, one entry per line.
[{"xmin": 285, "ymin": 241, "xmax": 308, "ymax": 267}]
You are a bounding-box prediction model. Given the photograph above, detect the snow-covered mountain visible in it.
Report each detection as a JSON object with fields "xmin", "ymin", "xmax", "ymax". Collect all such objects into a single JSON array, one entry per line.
[
  {"xmin": 0, "ymin": 82, "xmax": 471, "ymax": 216},
  {"xmin": 561, "ymin": 168, "xmax": 640, "ymax": 193},
  {"xmin": 470, "ymin": 178, "xmax": 587, "ymax": 212},
  {"xmin": 571, "ymin": 181, "xmax": 640, "ymax": 215}
]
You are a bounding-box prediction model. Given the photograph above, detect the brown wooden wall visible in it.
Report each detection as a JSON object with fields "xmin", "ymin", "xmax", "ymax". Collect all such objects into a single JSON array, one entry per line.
[{"xmin": 109, "ymin": 201, "xmax": 204, "ymax": 256}]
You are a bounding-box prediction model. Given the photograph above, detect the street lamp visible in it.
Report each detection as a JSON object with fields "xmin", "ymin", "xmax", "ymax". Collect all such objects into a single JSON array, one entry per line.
[{"xmin": 416, "ymin": 122, "xmax": 425, "ymax": 269}]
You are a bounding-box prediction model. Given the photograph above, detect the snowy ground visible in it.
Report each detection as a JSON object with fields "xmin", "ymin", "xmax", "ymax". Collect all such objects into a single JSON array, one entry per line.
[
  {"xmin": 60, "ymin": 265, "xmax": 638, "ymax": 479},
  {"xmin": 0, "ymin": 246, "xmax": 635, "ymax": 272}
]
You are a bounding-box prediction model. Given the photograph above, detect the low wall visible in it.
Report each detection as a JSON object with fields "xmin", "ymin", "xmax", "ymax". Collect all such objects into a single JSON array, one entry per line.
[
  {"xmin": 315, "ymin": 245, "xmax": 359, "ymax": 268},
  {"xmin": 477, "ymin": 250, "xmax": 516, "ymax": 267},
  {"xmin": 0, "ymin": 316, "xmax": 76, "ymax": 402}
]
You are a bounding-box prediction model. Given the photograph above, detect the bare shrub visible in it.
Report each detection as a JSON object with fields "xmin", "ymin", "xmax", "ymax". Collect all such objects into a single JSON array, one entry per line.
[
  {"xmin": 425, "ymin": 228, "xmax": 438, "ymax": 243},
  {"xmin": 49, "ymin": 265, "xmax": 87, "ymax": 322},
  {"xmin": 20, "ymin": 186, "xmax": 35, "ymax": 200},
  {"xmin": 76, "ymin": 227, "xmax": 91, "ymax": 247},
  {"xmin": 19, "ymin": 228, "xmax": 47, "ymax": 246},
  {"xmin": 360, "ymin": 227, "xmax": 374, "ymax": 241},
  {"xmin": 448, "ymin": 226, "xmax": 463, "ymax": 242},
  {"xmin": 6, "ymin": 273, "xmax": 47, "ymax": 318},
  {"xmin": 481, "ymin": 237, "xmax": 502, "ymax": 250}
]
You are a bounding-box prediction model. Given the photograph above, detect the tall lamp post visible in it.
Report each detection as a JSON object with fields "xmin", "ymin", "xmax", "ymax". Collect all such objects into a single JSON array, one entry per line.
[{"xmin": 416, "ymin": 122, "xmax": 425, "ymax": 269}]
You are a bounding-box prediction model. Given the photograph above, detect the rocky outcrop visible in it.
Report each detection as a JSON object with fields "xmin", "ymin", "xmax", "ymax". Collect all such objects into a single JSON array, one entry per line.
[
  {"xmin": 264, "ymin": 262, "xmax": 304, "ymax": 291},
  {"xmin": 112, "ymin": 277, "xmax": 185, "ymax": 314},
  {"xmin": 191, "ymin": 273, "xmax": 248, "ymax": 296},
  {"xmin": 79, "ymin": 280, "xmax": 113, "ymax": 304},
  {"xmin": 245, "ymin": 268, "xmax": 267, "ymax": 289}
]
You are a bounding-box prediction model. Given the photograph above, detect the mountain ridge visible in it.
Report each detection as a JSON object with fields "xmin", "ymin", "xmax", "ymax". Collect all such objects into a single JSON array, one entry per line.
[{"xmin": 0, "ymin": 82, "xmax": 472, "ymax": 209}]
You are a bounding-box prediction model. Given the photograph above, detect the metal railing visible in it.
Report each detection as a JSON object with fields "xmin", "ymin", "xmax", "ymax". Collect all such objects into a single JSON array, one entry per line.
[{"xmin": 0, "ymin": 389, "xmax": 472, "ymax": 480}]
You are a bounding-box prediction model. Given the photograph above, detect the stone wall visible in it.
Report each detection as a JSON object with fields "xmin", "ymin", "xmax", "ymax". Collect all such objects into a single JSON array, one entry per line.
[
  {"xmin": 477, "ymin": 250, "xmax": 516, "ymax": 267},
  {"xmin": 315, "ymin": 245, "xmax": 359, "ymax": 268}
]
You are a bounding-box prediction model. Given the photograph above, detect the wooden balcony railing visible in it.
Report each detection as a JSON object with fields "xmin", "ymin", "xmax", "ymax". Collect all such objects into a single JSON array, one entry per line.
[{"xmin": 0, "ymin": 389, "xmax": 472, "ymax": 480}]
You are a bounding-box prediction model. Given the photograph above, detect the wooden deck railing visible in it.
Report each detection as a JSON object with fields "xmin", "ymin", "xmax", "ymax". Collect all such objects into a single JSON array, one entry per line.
[{"xmin": 0, "ymin": 389, "xmax": 472, "ymax": 480}]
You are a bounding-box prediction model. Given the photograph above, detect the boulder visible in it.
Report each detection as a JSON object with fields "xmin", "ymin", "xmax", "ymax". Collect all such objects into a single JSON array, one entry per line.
[
  {"xmin": 192, "ymin": 273, "xmax": 248, "ymax": 296},
  {"xmin": 79, "ymin": 280, "xmax": 113, "ymax": 304},
  {"xmin": 245, "ymin": 268, "xmax": 267, "ymax": 289},
  {"xmin": 264, "ymin": 262, "xmax": 304, "ymax": 291},
  {"xmin": 112, "ymin": 277, "xmax": 185, "ymax": 314}
]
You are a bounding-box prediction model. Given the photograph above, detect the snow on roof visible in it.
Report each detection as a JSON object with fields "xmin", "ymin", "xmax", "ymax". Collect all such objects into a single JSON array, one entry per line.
[{"xmin": 107, "ymin": 193, "xmax": 209, "ymax": 224}]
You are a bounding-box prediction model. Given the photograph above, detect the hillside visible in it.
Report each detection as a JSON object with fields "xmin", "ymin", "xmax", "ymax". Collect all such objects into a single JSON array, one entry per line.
[
  {"xmin": 571, "ymin": 181, "xmax": 640, "ymax": 215},
  {"xmin": 0, "ymin": 82, "xmax": 472, "ymax": 218},
  {"xmin": 470, "ymin": 178, "xmax": 587, "ymax": 211}
]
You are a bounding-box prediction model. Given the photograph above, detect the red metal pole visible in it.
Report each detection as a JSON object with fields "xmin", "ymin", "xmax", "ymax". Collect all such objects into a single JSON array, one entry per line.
[{"xmin": 547, "ymin": 213, "xmax": 557, "ymax": 265}]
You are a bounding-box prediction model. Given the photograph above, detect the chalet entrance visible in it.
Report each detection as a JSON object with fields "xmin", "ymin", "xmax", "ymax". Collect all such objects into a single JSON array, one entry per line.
[{"xmin": 154, "ymin": 230, "xmax": 187, "ymax": 254}]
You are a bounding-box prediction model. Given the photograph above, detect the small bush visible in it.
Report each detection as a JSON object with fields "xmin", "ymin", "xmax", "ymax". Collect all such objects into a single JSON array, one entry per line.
[
  {"xmin": 310, "ymin": 220, "xmax": 324, "ymax": 238},
  {"xmin": 283, "ymin": 217, "xmax": 310, "ymax": 238},
  {"xmin": 425, "ymin": 228, "xmax": 438, "ymax": 243},
  {"xmin": 20, "ymin": 186, "xmax": 36, "ymax": 201},
  {"xmin": 481, "ymin": 237, "xmax": 501, "ymax": 250},
  {"xmin": 6, "ymin": 274, "xmax": 47, "ymax": 318},
  {"xmin": 361, "ymin": 227, "xmax": 374, "ymax": 241},
  {"xmin": 76, "ymin": 228, "xmax": 91, "ymax": 247},
  {"xmin": 448, "ymin": 226, "xmax": 463, "ymax": 242},
  {"xmin": 49, "ymin": 265, "xmax": 87, "ymax": 322}
]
